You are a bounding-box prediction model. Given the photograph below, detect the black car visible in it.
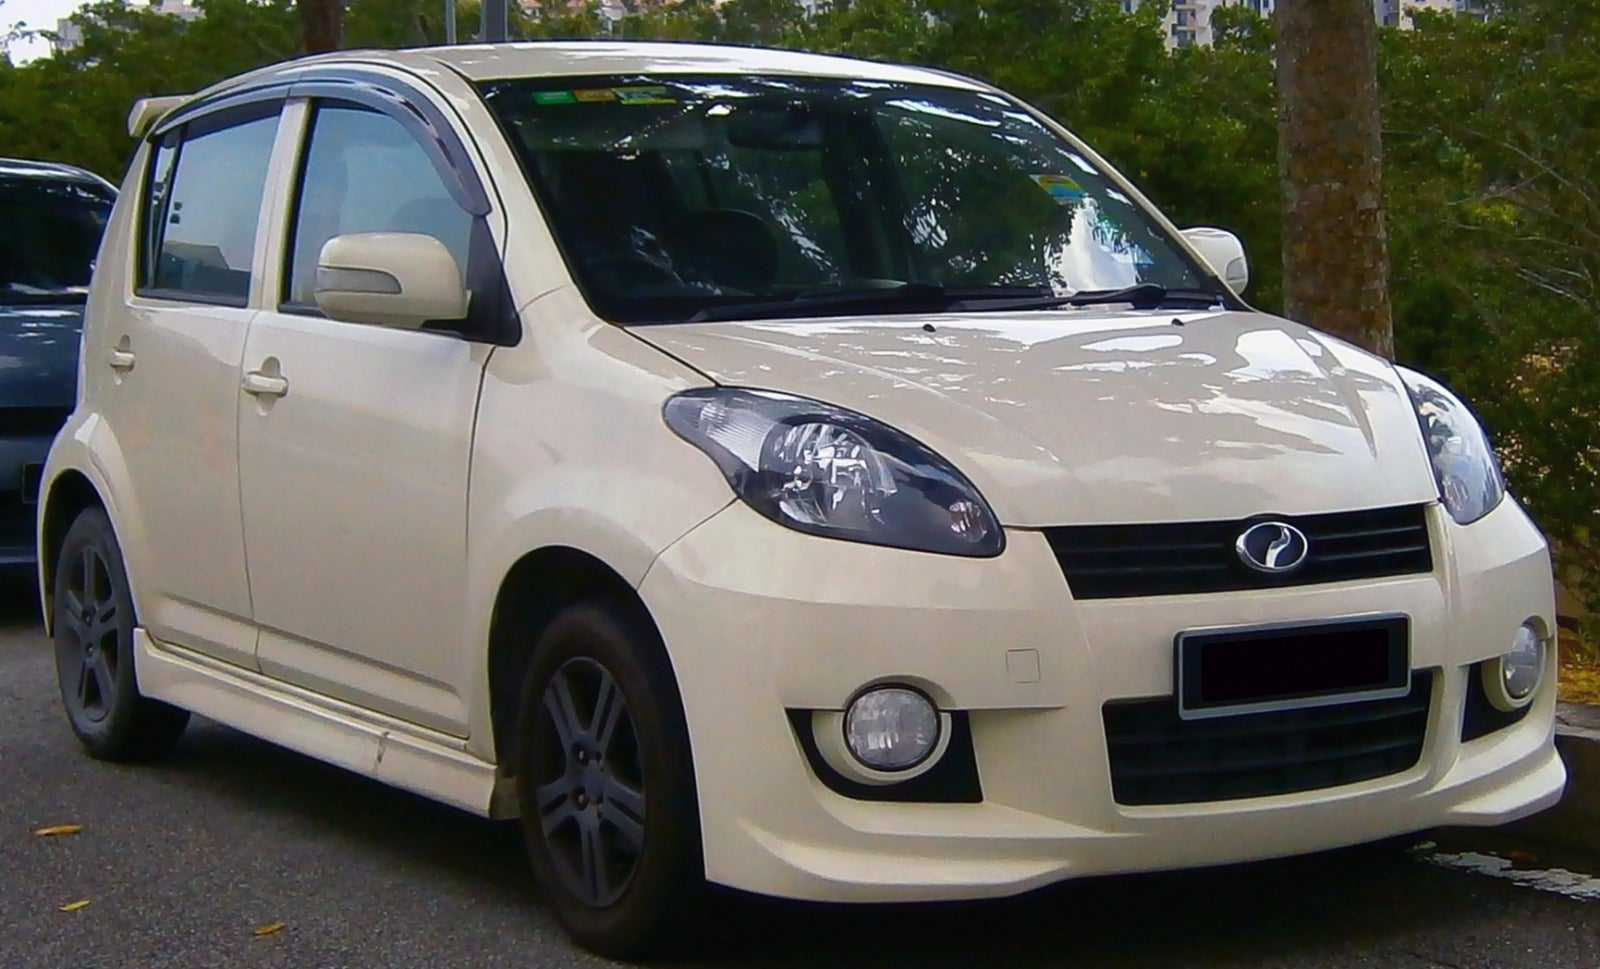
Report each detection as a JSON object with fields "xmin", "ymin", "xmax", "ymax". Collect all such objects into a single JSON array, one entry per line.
[{"xmin": 0, "ymin": 157, "xmax": 117, "ymax": 568}]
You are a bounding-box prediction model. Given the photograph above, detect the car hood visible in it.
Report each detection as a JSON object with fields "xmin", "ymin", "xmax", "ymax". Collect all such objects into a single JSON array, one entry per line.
[
  {"xmin": 0, "ymin": 302, "xmax": 85, "ymax": 409},
  {"xmin": 631, "ymin": 308, "xmax": 1441, "ymax": 527}
]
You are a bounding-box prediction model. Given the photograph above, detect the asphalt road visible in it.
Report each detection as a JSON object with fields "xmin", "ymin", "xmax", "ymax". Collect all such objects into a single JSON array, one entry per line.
[{"xmin": 3, "ymin": 575, "xmax": 1598, "ymax": 969}]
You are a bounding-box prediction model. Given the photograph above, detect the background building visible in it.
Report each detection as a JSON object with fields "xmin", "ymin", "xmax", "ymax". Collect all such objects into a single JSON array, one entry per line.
[
  {"xmin": 52, "ymin": 0, "xmax": 203, "ymax": 53},
  {"xmin": 1124, "ymin": 0, "xmax": 1482, "ymax": 48}
]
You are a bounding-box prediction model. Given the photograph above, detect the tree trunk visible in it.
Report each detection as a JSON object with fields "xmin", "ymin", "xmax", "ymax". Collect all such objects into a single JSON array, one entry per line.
[
  {"xmin": 1275, "ymin": 0, "xmax": 1394, "ymax": 358},
  {"xmin": 297, "ymin": 0, "xmax": 344, "ymax": 53}
]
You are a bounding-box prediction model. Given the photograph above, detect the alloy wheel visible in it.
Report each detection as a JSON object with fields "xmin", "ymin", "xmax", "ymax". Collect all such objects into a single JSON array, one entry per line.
[
  {"xmin": 532, "ymin": 656, "xmax": 648, "ymax": 908},
  {"xmin": 55, "ymin": 545, "xmax": 121, "ymax": 724}
]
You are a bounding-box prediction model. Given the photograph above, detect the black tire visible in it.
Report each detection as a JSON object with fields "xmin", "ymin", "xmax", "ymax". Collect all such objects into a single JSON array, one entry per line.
[
  {"xmin": 52, "ymin": 505, "xmax": 188, "ymax": 761},
  {"xmin": 512, "ymin": 596, "xmax": 703, "ymax": 960}
]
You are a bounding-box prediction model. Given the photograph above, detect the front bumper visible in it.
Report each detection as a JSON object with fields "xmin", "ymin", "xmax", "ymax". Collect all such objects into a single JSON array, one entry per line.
[{"xmin": 637, "ymin": 497, "xmax": 1565, "ymax": 902}]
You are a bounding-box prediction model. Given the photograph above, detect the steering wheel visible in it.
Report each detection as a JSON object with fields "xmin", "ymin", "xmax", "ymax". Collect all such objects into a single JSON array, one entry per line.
[{"xmin": 583, "ymin": 252, "xmax": 682, "ymax": 289}]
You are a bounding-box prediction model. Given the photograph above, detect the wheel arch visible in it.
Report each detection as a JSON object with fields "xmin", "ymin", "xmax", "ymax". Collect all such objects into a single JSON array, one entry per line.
[
  {"xmin": 39, "ymin": 468, "xmax": 110, "ymax": 635},
  {"xmin": 485, "ymin": 545, "xmax": 689, "ymax": 800}
]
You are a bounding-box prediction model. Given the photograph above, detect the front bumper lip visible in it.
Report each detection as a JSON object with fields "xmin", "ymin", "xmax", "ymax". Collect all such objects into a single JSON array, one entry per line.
[
  {"xmin": 736, "ymin": 729, "xmax": 1566, "ymax": 902},
  {"xmin": 639, "ymin": 496, "xmax": 1563, "ymax": 902}
]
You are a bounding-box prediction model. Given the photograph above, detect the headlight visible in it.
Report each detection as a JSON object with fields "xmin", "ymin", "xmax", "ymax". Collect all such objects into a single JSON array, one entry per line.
[
  {"xmin": 1395, "ymin": 366, "xmax": 1506, "ymax": 525},
  {"xmin": 663, "ymin": 387, "xmax": 1003, "ymax": 556}
]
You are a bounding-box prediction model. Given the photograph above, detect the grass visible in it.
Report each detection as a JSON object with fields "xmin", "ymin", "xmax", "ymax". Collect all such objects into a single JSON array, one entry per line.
[{"xmin": 1559, "ymin": 629, "xmax": 1600, "ymax": 706}]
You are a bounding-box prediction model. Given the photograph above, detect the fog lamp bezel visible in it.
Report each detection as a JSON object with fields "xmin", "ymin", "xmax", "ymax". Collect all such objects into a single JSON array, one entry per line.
[{"xmin": 1481, "ymin": 620, "xmax": 1548, "ymax": 714}]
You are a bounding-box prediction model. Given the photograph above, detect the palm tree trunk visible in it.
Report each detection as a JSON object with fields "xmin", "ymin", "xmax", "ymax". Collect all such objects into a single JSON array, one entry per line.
[
  {"xmin": 1276, "ymin": 0, "xmax": 1394, "ymax": 358},
  {"xmin": 297, "ymin": 0, "xmax": 344, "ymax": 53}
]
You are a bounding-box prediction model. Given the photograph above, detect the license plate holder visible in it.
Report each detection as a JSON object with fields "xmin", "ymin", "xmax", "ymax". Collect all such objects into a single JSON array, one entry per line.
[{"xmin": 1175, "ymin": 614, "xmax": 1411, "ymax": 721}]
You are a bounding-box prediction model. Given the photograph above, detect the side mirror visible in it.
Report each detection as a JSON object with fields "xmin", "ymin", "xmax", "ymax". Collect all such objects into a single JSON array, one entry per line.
[
  {"xmin": 314, "ymin": 232, "xmax": 469, "ymax": 329},
  {"xmin": 1181, "ymin": 226, "xmax": 1249, "ymax": 295}
]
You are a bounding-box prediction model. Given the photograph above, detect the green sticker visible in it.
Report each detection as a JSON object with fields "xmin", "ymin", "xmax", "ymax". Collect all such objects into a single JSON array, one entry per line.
[{"xmin": 534, "ymin": 90, "xmax": 577, "ymax": 105}]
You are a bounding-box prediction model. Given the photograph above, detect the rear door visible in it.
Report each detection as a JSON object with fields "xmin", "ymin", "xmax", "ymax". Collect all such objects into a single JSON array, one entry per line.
[{"xmin": 97, "ymin": 100, "xmax": 286, "ymax": 667}]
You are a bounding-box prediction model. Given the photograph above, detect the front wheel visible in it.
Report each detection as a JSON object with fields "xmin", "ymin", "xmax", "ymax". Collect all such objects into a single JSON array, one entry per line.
[
  {"xmin": 513, "ymin": 598, "xmax": 703, "ymax": 960},
  {"xmin": 53, "ymin": 506, "xmax": 189, "ymax": 761}
]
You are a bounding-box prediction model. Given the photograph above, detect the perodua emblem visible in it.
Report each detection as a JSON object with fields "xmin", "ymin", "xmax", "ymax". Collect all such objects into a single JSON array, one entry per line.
[{"xmin": 1235, "ymin": 521, "xmax": 1310, "ymax": 573}]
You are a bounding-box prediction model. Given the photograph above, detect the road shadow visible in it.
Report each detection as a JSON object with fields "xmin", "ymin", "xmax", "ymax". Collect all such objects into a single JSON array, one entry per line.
[
  {"xmin": 157, "ymin": 720, "xmax": 536, "ymax": 908},
  {"xmin": 145, "ymin": 716, "xmax": 1472, "ymax": 969},
  {"xmin": 0, "ymin": 567, "xmax": 42, "ymax": 628}
]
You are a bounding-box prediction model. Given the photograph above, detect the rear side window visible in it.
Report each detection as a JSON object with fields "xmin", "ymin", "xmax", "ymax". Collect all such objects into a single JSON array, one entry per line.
[{"xmin": 140, "ymin": 106, "xmax": 282, "ymax": 305}]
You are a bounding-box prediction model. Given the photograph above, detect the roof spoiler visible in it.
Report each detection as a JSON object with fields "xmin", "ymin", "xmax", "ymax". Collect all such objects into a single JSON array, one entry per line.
[{"xmin": 127, "ymin": 95, "xmax": 187, "ymax": 138}]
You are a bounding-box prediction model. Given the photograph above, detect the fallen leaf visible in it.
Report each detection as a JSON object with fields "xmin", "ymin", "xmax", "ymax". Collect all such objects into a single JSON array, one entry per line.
[
  {"xmin": 58, "ymin": 899, "xmax": 91, "ymax": 912},
  {"xmin": 34, "ymin": 825, "xmax": 83, "ymax": 837},
  {"xmin": 253, "ymin": 922, "xmax": 285, "ymax": 938},
  {"xmin": 1507, "ymin": 850, "xmax": 1539, "ymax": 865}
]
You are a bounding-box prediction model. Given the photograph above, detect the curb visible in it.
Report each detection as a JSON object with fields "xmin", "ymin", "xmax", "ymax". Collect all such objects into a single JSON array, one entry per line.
[{"xmin": 1501, "ymin": 702, "xmax": 1600, "ymax": 852}]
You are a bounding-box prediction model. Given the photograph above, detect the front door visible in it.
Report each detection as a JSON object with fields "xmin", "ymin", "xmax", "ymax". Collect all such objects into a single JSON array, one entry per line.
[
  {"xmin": 103, "ymin": 102, "xmax": 286, "ymax": 667},
  {"xmin": 237, "ymin": 95, "xmax": 491, "ymax": 736}
]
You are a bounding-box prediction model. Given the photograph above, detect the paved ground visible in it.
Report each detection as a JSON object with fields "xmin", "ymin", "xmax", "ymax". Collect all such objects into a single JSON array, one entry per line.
[{"xmin": 3, "ymin": 575, "xmax": 1598, "ymax": 969}]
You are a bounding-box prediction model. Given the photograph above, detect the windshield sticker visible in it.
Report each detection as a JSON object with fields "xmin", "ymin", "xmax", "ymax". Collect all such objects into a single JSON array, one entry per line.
[
  {"xmin": 614, "ymin": 86, "xmax": 676, "ymax": 105},
  {"xmin": 1032, "ymin": 174, "xmax": 1086, "ymax": 203},
  {"xmin": 533, "ymin": 90, "xmax": 577, "ymax": 105},
  {"xmin": 573, "ymin": 88, "xmax": 618, "ymax": 103}
]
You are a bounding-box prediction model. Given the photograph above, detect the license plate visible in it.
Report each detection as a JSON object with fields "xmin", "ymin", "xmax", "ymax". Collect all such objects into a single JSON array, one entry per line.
[{"xmin": 1175, "ymin": 615, "xmax": 1411, "ymax": 721}]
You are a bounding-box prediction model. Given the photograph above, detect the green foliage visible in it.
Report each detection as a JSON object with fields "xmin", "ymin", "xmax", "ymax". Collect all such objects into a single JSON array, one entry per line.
[{"xmin": 2, "ymin": 0, "xmax": 1599, "ymax": 616}]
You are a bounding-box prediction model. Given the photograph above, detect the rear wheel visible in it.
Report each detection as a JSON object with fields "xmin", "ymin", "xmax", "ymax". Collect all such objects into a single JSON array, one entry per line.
[
  {"xmin": 513, "ymin": 597, "xmax": 703, "ymax": 960},
  {"xmin": 53, "ymin": 506, "xmax": 188, "ymax": 761}
]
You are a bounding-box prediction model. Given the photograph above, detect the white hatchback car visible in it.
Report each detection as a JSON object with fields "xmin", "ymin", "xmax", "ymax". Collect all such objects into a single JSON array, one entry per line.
[{"xmin": 40, "ymin": 40, "xmax": 1564, "ymax": 958}]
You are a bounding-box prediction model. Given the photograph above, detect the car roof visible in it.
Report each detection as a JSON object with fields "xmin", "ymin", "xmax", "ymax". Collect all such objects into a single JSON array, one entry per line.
[
  {"xmin": 407, "ymin": 40, "xmax": 990, "ymax": 88},
  {"xmin": 178, "ymin": 40, "xmax": 989, "ymax": 101},
  {"xmin": 0, "ymin": 157, "xmax": 113, "ymax": 188},
  {"xmin": 133, "ymin": 41, "xmax": 995, "ymax": 140}
]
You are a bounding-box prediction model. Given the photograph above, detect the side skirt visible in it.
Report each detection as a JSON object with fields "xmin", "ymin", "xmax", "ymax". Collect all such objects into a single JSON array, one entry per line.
[{"xmin": 133, "ymin": 628, "xmax": 516, "ymax": 818}]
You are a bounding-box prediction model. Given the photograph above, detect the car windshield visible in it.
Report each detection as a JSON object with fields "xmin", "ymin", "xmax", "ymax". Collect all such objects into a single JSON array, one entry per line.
[
  {"xmin": 0, "ymin": 174, "xmax": 114, "ymax": 304},
  {"xmin": 478, "ymin": 74, "xmax": 1216, "ymax": 324}
]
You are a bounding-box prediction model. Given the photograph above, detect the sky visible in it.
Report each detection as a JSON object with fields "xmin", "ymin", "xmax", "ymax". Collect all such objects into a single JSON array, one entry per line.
[{"xmin": 3, "ymin": 0, "xmax": 91, "ymax": 63}]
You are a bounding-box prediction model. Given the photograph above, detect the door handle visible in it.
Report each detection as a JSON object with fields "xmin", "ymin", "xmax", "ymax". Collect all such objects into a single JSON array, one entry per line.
[
  {"xmin": 106, "ymin": 348, "xmax": 136, "ymax": 372},
  {"xmin": 242, "ymin": 370, "xmax": 289, "ymax": 398}
]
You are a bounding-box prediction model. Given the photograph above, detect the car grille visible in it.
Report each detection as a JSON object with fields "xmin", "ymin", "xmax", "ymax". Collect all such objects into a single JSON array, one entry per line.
[
  {"xmin": 1044, "ymin": 504, "xmax": 1434, "ymax": 599},
  {"xmin": 0, "ymin": 406, "xmax": 71, "ymax": 439},
  {"xmin": 1102, "ymin": 671, "xmax": 1433, "ymax": 806},
  {"xmin": 0, "ymin": 490, "xmax": 33, "ymax": 546}
]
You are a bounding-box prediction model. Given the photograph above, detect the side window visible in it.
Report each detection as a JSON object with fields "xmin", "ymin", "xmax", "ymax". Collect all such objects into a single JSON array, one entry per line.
[
  {"xmin": 142, "ymin": 107, "xmax": 282, "ymax": 303},
  {"xmin": 283, "ymin": 102, "xmax": 474, "ymax": 313},
  {"xmin": 140, "ymin": 140, "xmax": 178, "ymax": 290}
]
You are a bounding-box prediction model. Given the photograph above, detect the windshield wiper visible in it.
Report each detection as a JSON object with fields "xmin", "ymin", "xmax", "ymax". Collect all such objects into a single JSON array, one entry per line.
[
  {"xmin": 1065, "ymin": 283, "xmax": 1226, "ymax": 309},
  {"xmin": 684, "ymin": 283, "xmax": 1048, "ymax": 323},
  {"xmin": 680, "ymin": 281, "xmax": 1225, "ymax": 323},
  {"xmin": 948, "ymin": 282, "xmax": 1228, "ymax": 313}
]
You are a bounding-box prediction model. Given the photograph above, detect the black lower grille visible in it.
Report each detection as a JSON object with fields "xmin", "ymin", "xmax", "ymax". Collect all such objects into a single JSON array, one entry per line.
[
  {"xmin": 0, "ymin": 490, "xmax": 32, "ymax": 547},
  {"xmin": 0, "ymin": 406, "xmax": 70, "ymax": 438},
  {"xmin": 1461, "ymin": 660, "xmax": 1531, "ymax": 742},
  {"xmin": 1045, "ymin": 504, "xmax": 1434, "ymax": 599},
  {"xmin": 1103, "ymin": 671, "xmax": 1433, "ymax": 805}
]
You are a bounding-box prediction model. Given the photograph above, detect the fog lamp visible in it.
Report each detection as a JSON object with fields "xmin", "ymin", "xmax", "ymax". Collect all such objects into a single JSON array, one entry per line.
[
  {"xmin": 1483, "ymin": 621, "xmax": 1545, "ymax": 712},
  {"xmin": 844, "ymin": 687, "xmax": 939, "ymax": 771}
]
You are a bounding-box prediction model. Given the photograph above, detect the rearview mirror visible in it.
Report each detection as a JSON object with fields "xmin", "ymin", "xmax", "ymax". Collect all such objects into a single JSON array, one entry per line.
[
  {"xmin": 1181, "ymin": 227, "xmax": 1249, "ymax": 295},
  {"xmin": 314, "ymin": 232, "xmax": 469, "ymax": 329},
  {"xmin": 724, "ymin": 102, "xmax": 827, "ymax": 150}
]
